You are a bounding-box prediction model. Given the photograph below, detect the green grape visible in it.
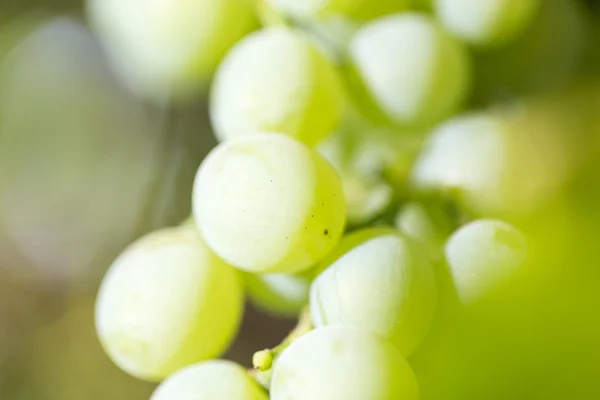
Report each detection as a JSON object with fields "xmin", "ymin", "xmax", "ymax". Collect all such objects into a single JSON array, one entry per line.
[
  {"xmin": 210, "ymin": 27, "xmax": 344, "ymax": 146},
  {"xmin": 310, "ymin": 228, "xmax": 436, "ymax": 356},
  {"xmin": 266, "ymin": 0, "xmax": 410, "ymax": 21},
  {"xmin": 271, "ymin": 326, "xmax": 419, "ymax": 400},
  {"xmin": 193, "ymin": 132, "xmax": 346, "ymax": 274},
  {"xmin": 434, "ymin": 0, "xmax": 541, "ymax": 48},
  {"xmin": 95, "ymin": 225, "xmax": 243, "ymax": 381},
  {"xmin": 348, "ymin": 13, "xmax": 471, "ymax": 128},
  {"xmin": 245, "ymin": 272, "xmax": 311, "ymax": 318},
  {"xmin": 150, "ymin": 360, "xmax": 267, "ymax": 400},
  {"xmin": 445, "ymin": 219, "xmax": 527, "ymax": 304},
  {"xmin": 86, "ymin": 0, "xmax": 257, "ymax": 102},
  {"xmin": 411, "ymin": 113, "xmax": 515, "ymax": 216}
]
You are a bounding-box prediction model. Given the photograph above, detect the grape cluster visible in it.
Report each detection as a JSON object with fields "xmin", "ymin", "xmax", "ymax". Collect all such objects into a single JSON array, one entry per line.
[{"xmin": 87, "ymin": 0, "xmax": 595, "ymax": 399}]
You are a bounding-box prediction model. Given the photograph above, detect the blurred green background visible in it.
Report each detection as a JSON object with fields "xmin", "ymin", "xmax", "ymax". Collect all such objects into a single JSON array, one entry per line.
[{"xmin": 1, "ymin": 1, "xmax": 600, "ymax": 399}]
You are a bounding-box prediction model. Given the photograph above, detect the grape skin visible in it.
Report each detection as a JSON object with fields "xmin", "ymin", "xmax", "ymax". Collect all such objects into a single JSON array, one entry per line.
[
  {"xmin": 86, "ymin": 0, "xmax": 257, "ymax": 101},
  {"xmin": 95, "ymin": 225, "xmax": 243, "ymax": 381},
  {"xmin": 193, "ymin": 132, "xmax": 346, "ymax": 274},
  {"xmin": 150, "ymin": 360, "xmax": 267, "ymax": 400},
  {"xmin": 271, "ymin": 325, "xmax": 419, "ymax": 400},
  {"xmin": 210, "ymin": 27, "xmax": 344, "ymax": 146},
  {"xmin": 445, "ymin": 219, "xmax": 527, "ymax": 304},
  {"xmin": 411, "ymin": 113, "xmax": 515, "ymax": 215},
  {"xmin": 310, "ymin": 228, "xmax": 436, "ymax": 356},
  {"xmin": 435, "ymin": 0, "xmax": 541, "ymax": 48},
  {"xmin": 349, "ymin": 13, "xmax": 471, "ymax": 128}
]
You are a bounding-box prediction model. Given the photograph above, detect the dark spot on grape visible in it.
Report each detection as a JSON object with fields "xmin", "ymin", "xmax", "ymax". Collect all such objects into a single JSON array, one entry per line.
[{"xmin": 324, "ymin": 229, "xmax": 329, "ymax": 236}]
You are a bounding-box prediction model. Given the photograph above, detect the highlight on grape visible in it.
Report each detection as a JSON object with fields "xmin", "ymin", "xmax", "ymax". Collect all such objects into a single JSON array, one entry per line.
[{"xmin": 2, "ymin": 0, "xmax": 596, "ymax": 398}]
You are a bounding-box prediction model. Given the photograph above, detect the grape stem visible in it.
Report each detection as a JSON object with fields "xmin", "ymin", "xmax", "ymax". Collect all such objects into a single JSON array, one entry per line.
[{"xmin": 250, "ymin": 307, "xmax": 313, "ymax": 389}]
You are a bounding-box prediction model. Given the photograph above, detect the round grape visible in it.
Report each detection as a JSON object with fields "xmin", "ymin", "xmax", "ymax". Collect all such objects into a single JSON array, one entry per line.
[
  {"xmin": 150, "ymin": 360, "xmax": 267, "ymax": 400},
  {"xmin": 95, "ymin": 225, "xmax": 243, "ymax": 381},
  {"xmin": 310, "ymin": 228, "xmax": 436, "ymax": 356},
  {"xmin": 271, "ymin": 325, "xmax": 419, "ymax": 400},
  {"xmin": 445, "ymin": 219, "xmax": 527, "ymax": 304},
  {"xmin": 349, "ymin": 13, "xmax": 470, "ymax": 128},
  {"xmin": 86, "ymin": 0, "xmax": 257, "ymax": 102},
  {"xmin": 193, "ymin": 132, "xmax": 346, "ymax": 274},
  {"xmin": 210, "ymin": 27, "xmax": 344, "ymax": 146}
]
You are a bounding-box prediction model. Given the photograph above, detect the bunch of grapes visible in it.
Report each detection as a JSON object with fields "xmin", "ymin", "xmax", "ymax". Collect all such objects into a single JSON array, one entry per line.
[{"xmin": 87, "ymin": 0, "xmax": 599, "ymax": 399}]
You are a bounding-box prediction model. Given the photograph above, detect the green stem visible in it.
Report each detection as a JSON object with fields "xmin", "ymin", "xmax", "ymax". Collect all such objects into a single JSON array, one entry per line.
[{"xmin": 250, "ymin": 307, "xmax": 313, "ymax": 389}]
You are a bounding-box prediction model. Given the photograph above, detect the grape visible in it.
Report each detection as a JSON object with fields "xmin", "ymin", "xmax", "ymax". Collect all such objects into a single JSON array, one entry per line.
[
  {"xmin": 348, "ymin": 13, "xmax": 471, "ymax": 128},
  {"xmin": 210, "ymin": 27, "xmax": 344, "ymax": 146},
  {"xmin": 310, "ymin": 228, "xmax": 436, "ymax": 356},
  {"xmin": 193, "ymin": 132, "xmax": 346, "ymax": 274},
  {"xmin": 95, "ymin": 225, "xmax": 243, "ymax": 381},
  {"xmin": 266, "ymin": 0, "xmax": 410, "ymax": 21},
  {"xmin": 445, "ymin": 219, "xmax": 527, "ymax": 304},
  {"xmin": 411, "ymin": 113, "xmax": 515, "ymax": 216},
  {"xmin": 270, "ymin": 325, "xmax": 419, "ymax": 400},
  {"xmin": 245, "ymin": 272, "xmax": 311, "ymax": 318},
  {"xmin": 86, "ymin": 0, "xmax": 257, "ymax": 102},
  {"xmin": 150, "ymin": 360, "xmax": 267, "ymax": 400},
  {"xmin": 434, "ymin": 0, "xmax": 541, "ymax": 48}
]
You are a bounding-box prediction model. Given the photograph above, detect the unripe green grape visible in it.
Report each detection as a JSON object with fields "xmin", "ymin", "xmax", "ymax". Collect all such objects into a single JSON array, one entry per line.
[
  {"xmin": 86, "ymin": 0, "xmax": 257, "ymax": 102},
  {"xmin": 445, "ymin": 219, "xmax": 527, "ymax": 304},
  {"xmin": 348, "ymin": 13, "xmax": 471, "ymax": 128},
  {"xmin": 266, "ymin": 0, "xmax": 410, "ymax": 21},
  {"xmin": 150, "ymin": 360, "xmax": 267, "ymax": 400},
  {"xmin": 271, "ymin": 326, "xmax": 419, "ymax": 400},
  {"xmin": 245, "ymin": 272, "xmax": 311, "ymax": 318},
  {"xmin": 193, "ymin": 133, "xmax": 346, "ymax": 274},
  {"xmin": 310, "ymin": 228, "xmax": 436, "ymax": 356},
  {"xmin": 434, "ymin": 0, "xmax": 541, "ymax": 48},
  {"xmin": 411, "ymin": 113, "xmax": 514, "ymax": 216},
  {"xmin": 210, "ymin": 27, "xmax": 344, "ymax": 146},
  {"xmin": 95, "ymin": 225, "xmax": 243, "ymax": 381}
]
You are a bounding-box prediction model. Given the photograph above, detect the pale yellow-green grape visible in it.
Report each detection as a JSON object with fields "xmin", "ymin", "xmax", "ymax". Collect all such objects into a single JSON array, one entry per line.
[
  {"xmin": 150, "ymin": 360, "xmax": 267, "ymax": 400},
  {"xmin": 86, "ymin": 0, "xmax": 256, "ymax": 102},
  {"xmin": 270, "ymin": 326, "xmax": 419, "ymax": 400},
  {"xmin": 95, "ymin": 225, "xmax": 243, "ymax": 381},
  {"xmin": 310, "ymin": 228, "xmax": 436, "ymax": 356},
  {"xmin": 193, "ymin": 132, "xmax": 346, "ymax": 274},
  {"xmin": 348, "ymin": 13, "xmax": 470, "ymax": 128},
  {"xmin": 245, "ymin": 272, "xmax": 311, "ymax": 318},
  {"xmin": 411, "ymin": 113, "xmax": 515, "ymax": 216},
  {"xmin": 210, "ymin": 27, "xmax": 344, "ymax": 146},
  {"xmin": 445, "ymin": 219, "xmax": 527, "ymax": 304},
  {"xmin": 265, "ymin": 0, "xmax": 410, "ymax": 21},
  {"xmin": 395, "ymin": 201, "xmax": 454, "ymax": 261},
  {"xmin": 434, "ymin": 0, "xmax": 541, "ymax": 48}
]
